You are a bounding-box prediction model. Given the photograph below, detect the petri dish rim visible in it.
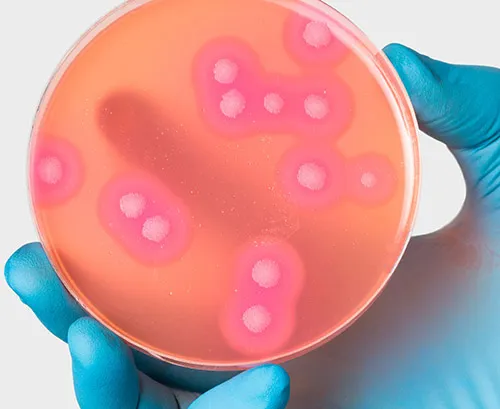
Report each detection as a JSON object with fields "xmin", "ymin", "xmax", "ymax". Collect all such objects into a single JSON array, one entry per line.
[{"xmin": 27, "ymin": 0, "xmax": 421, "ymax": 370}]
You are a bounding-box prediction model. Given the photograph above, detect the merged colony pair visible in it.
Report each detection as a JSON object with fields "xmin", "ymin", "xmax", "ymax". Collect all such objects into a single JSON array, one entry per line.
[{"xmin": 29, "ymin": 0, "xmax": 419, "ymax": 369}]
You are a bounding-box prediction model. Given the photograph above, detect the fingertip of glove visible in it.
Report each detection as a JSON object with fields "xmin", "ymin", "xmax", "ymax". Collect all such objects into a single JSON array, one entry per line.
[
  {"xmin": 238, "ymin": 364, "xmax": 290, "ymax": 406},
  {"xmin": 4, "ymin": 242, "xmax": 46, "ymax": 299},
  {"xmin": 383, "ymin": 43, "xmax": 433, "ymax": 84},
  {"xmin": 244, "ymin": 364, "xmax": 290, "ymax": 393},
  {"xmin": 68, "ymin": 317, "xmax": 99, "ymax": 367},
  {"xmin": 68, "ymin": 317, "xmax": 124, "ymax": 367}
]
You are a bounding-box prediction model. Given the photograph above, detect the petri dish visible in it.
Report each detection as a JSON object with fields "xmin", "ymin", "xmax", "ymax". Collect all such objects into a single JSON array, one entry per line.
[{"xmin": 28, "ymin": 0, "xmax": 420, "ymax": 369}]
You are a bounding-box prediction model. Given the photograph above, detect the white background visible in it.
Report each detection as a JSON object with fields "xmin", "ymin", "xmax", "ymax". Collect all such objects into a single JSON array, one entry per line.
[{"xmin": 0, "ymin": 0, "xmax": 496, "ymax": 407}]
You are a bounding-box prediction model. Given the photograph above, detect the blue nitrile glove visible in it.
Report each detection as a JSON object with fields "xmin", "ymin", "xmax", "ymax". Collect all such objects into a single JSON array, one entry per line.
[
  {"xmin": 6, "ymin": 43, "xmax": 500, "ymax": 408},
  {"xmin": 4, "ymin": 243, "xmax": 290, "ymax": 409}
]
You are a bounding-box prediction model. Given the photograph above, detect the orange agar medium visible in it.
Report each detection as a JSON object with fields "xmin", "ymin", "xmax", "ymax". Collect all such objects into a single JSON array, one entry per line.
[{"xmin": 29, "ymin": 0, "xmax": 419, "ymax": 369}]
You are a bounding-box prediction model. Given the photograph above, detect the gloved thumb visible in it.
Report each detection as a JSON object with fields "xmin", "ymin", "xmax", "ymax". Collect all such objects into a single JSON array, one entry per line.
[
  {"xmin": 384, "ymin": 43, "xmax": 500, "ymax": 207},
  {"xmin": 384, "ymin": 43, "xmax": 500, "ymax": 150}
]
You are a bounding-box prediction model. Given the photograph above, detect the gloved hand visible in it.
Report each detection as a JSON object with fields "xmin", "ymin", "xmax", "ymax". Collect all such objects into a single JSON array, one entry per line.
[
  {"xmin": 7, "ymin": 43, "xmax": 500, "ymax": 409},
  {"xmin": 280, "ymin": 44, "xmax": 500, "ymax": 408},
  {"xmin": 4, "ymin": 243, "xmax": 290, "ymax": 409}
]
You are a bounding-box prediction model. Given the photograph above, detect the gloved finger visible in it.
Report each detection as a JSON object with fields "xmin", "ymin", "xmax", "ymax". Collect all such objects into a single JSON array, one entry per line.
[
  {"xmin": 3, "ymin": 243, "xmax": 235, "ymax": 394},
  {"xmin": 4, "ymin": 242, "xmax": 86, "ymax": 341},
  {"xmin": 189, "ymin": 365, "xmax": 290, "ymax": 409},
  {"xmin": 69, "ymin": 317, "xmax": 186, "ymax": 409},
  {"xmin": 384, "ymin": 43, "xmax": 500, "ymax": 205}
]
